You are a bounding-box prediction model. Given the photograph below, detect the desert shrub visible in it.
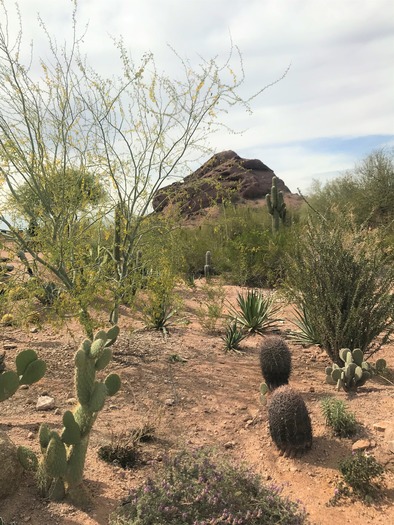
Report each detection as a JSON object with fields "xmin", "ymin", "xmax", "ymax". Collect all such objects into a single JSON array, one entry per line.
[
  {"xmin": 196, "ymin": 281, "xmax": 226, "ymax": 333},
  {"xmin": 321, "ymin": 397, "xmax": 357, "ymax": 437},
  {"xmin": 229, "ymin": 289, "xmax": 280, "ymax": 335},
  {"xmin": 285, "ymin": 218, "xmax": 394, "ymax": 364},
  {"xmin": 111, "ymin": 448, "xmax": 307, "ymax": 525},
  {"xmin": 333, "ymin": 452, "xmax": 385, "ymax": 503}
]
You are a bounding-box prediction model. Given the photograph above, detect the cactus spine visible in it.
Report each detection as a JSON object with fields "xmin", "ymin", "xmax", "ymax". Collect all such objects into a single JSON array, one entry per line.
[
  {"xmin": 268, "ymin": 385, "xmax": 312, "ymax": 457},
  {"xmin": 0, "ymin": 349, "xmax": 46, "ymax": 402},
  {"xmin": 325, "ymin": 348, "xmax": 386, "ymax": 392},
  {"xmin": 265, "ymin": 176, "xmax": 286, "ymax": 233},
  {"xmin": 18, "ymin": 326, "xmax": 121, "ymax": 501},
  {"xmin": 259, "ymin": 336, "xmax": 292, "ymax": 391}
]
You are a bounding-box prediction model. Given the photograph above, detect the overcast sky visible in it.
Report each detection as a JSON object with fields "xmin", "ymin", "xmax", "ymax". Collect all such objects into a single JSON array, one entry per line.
[{"xmin": 5, "ymin": 0, "xmax": 394, "ymax": 193}]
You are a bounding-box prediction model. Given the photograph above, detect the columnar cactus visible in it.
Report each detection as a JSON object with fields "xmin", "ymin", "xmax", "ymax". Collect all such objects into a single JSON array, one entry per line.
[
  {"xmin": 259, "ymin": 336, "xmax": 292, "ymax": 391},
  {"xmin": 268, "ymin": 385, "xmax": 312, "ymax": 457},
  {"xmin": 265, "ymin": 176, "xmax": 286, "ymax": 233},
  {"xmin": 0, "ymin": 349, "xmax": 46, "ymax": 402},
  {"xmin": 204, "ymin": 251, "xmax": 212, "ymax": 278},
  {"xmin": 18, "ymin": 326, "xmax": 121, "ymax": 501},
  {"xmin": 325, "ymin": 348, "xmax": 386, "ymax": 392}
]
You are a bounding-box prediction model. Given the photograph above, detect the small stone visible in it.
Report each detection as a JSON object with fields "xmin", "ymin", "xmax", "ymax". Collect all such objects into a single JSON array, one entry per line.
[
  {"xmin": 36, "ymin": 396, "xmax": 55, "ymax": 411},
  {"xmin": 3, "ymin": 343, "xmax": 17, "ymax": 350},
  {"xmin": 27, "ymin": 432, "xmax": 34, "ymax": 440},
  {"xmin": 309, "ymin": 387, "xmax": 315, "ymax": 393},
  {"xmin": 54, "ymin": 408, "xmax": 61, "ymax": 415},
  {"xmin": 373, "ymin": 421, "xmax": 391, "ymax": 432},
  {"xmin": 30, "ymin": 327, "xmax": 39, "ymax": 333},
  {"xmin": 224, "ymin": 441, "xmax": 235, "ymax": 449},
  {"xmin": 19, "ymin": 384, "xmax": 29, "ymax": 390},
  {"xmin": 66, "ymin": 398, "xmax": 77, "ymax": 405},
  {"xmin": 165, "ymin": 398, "xmax": 175, "ymax": 406},
  {"xmin": 352, "ymin": 439, "xmax": 370, "ymax": 452}
]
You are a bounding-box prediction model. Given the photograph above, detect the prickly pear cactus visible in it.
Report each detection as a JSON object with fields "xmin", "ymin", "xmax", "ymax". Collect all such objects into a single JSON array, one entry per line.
[
  {"xmin": 18, "ymin": 326, "xmax": 121, "ymax": 501},
  {"xmin": 259, "ymin": 336, "xmax": 292, "ymax": 391},
  {"xmin": 325, "ymin": 348, "xmax": 386, "ymax": 392},
  {"xmin": 0, "ymin": 349, "xmax": 46, "ymax": 402},
  {"xmin": 268, "ymin": 385, "xmax": 312, "ymax": 457}
]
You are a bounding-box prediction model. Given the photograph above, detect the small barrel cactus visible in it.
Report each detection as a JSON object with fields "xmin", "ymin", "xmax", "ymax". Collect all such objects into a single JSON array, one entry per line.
[
  {"xmin": 0, "ymin": 349, "xmax": 46, "ymax": 402},
  {"xmin": 325, "ymin": 348, "xmax": 387, "ymax": 392},
  {"xmin": 259, "ymin": 336, "xmax": 291, "ymax": 391},
  {"xmin": 268, "ymin": 386, "xmax": 312, "ymax": 457},
  {"xmin": 18, "ymin": 326, "xmax": 121, "ymax": 501}
]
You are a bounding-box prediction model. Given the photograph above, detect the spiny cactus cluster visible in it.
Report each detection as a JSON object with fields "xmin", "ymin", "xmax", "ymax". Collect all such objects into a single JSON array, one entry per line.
[
  {"xmin": 265, "ymin": 176, "xmax": 286, "ymax": 233},
  {"xmin": 0, "ymin": 349, "xmax": 46, "ymax": 402},
  {"xmin": 325, "ymin": 348, "xmax": 386, "ymax": 392},
  {"xmin": 259, "ymin": 335, "xmax": 312, "ymax": 456},
  {"xmin": 259, "ymin": 336, "xmax": 291, "ymax": 391},
  {"xmin": 268, "ymin": 385, "xmax": 312, "ymax": 458},
  {"xmin": 18, "ymin": 326, "xmax": 121, "ymax": 501}
]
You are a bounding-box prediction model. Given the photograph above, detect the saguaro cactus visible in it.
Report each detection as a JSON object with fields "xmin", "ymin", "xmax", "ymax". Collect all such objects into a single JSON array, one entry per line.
[
  {"xmin": 266, "ymin": 176, "xmax": 286, "ymax": 233},
  {"xmin": 204, "ymin": 251, "xmax": 212, "ymax": 278},
  {"xmin": 0, "ymin": 349, "xmax": 46, "ymax": 402},
  {"xmin": 18, "ymin": 326, "xmax": 121, "ymax": 501}
]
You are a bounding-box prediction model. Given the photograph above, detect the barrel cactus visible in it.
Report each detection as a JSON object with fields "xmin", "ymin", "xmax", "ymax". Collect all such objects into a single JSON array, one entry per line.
[
  {"xmin": 268, "ymin": 386, "xmax": 312, "ymax": 457},
  {"xmin": 325, "ymin": 348, "xmax": 386, "ymax": 392},
  {"xmin": 259, "ymin": 336, "xmax": 291, "ymax": 391},
  {"xmin": 18, "ymin": 326, "xmax": 121, "ymax": 501},
  {"xmin": 0, "ymin": 349, "xmax": 46, "ymax": 402}
]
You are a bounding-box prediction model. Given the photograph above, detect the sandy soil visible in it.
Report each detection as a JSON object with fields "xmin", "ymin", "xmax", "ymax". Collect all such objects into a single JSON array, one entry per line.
[{"xmin": 0, "ymin": 282, "xmax": 393, "ymax": 525}]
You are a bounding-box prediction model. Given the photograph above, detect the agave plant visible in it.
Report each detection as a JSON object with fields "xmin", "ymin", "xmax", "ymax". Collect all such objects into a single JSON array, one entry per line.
[
  {"xmin": 229, "ymin": 289, "xmax": 280, "ymax": 335},
  {"xmin": 288, "ymin": 305, "xmax": 321, "ymax": 346},
  {"xmin": 221, "ymin": 320, "xmax": 247, "ymax": 352}
]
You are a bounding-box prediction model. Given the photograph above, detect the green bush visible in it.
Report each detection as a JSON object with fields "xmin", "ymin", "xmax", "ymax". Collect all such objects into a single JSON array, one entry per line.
[
  {"xmin": 321, "ymin": 397, "xmax": 357, "ymax": 437},
  {"xmin": 285, "ymin": 218, "xmax": 394, "ymax": 364},
  {"xmin": 111, "ymin": 449, "xmax": 307, "ymax": 525},
  {"xmin": 339, "ymin": 452, "xmax": 384, "ymax": 499}
]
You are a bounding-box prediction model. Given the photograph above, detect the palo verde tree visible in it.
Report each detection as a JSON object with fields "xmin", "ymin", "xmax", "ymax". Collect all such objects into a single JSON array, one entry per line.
[{"xmin": 0, "ymin": 0, "xmax": 287, "ymax": 327}]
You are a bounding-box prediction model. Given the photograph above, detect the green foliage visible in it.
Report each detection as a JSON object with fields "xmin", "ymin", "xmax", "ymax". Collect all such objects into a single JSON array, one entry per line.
[
  {"xmin": 287, "ymin": 305, "xmax": 322, "ymax": 346},
  {"xmin": 141, "ymin": 269, "xmax": 179, "ymax": 335},
  {"xmin": 307, "ymin": 148, "xmax": 394, "ymax": 228},
  {"xmin": 229, "ymin": 289, "xmax": 280, "ymax": 335},
  {"xmin": 221, "ymin": 320, "xmax": 247, "ymax": 352},
  {"xmin": 285, "ymin": 217, "xmax": 394, "ymax": 364},
  {"xmin": 338, "ymin": 452, "xmax": 385, "ymax": 500},
  {"xmin": 196, "ymin": 281, "xmax": 226, "ymax": 334},
  {"xmin": 0, "ymin": 349, "xmax": 46, "ymax": 402},
  {"xmin": 17, "ymin": 327, "xmax": 121, "ymax": 501},
  {"xmin": 110, "ymin": 448, "xmax": 307, "ymax": 525},
  {"xmin": 325, "ymin": 348, "xmax": 386, "ymax": 392},
  {"xmin": 266, "ymin": 176, "xmax": 287, "ymax": 233},
  {"xmin": 320, "ymin": 397, "xmax": 357, "ymax": 437}
]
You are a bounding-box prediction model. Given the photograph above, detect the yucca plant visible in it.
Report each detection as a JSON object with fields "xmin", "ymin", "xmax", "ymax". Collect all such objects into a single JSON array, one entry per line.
[
  {"xmin": 221, "ymin": 320, "xmax": 247, "ymax": 352},
  {"xmin": 288, "ymin": 305, "xmax": 321, "ymax": 346},
  {"xmin": 229, "ymin": 289, "xmax": 280, "ymax": 335}
]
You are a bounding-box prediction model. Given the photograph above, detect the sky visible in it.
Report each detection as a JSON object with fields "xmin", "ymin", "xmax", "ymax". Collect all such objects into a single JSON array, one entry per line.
[{"xmin": 3, "ymin": 0, "xmax": 394, "ymax": 193}]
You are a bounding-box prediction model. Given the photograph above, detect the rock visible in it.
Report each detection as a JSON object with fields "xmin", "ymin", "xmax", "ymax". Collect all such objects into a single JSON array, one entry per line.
[
  {"xmin": 224, "ymin": 441, "xmax": 236, "ymax": 449},
  {"xmin": 30, "ymin": 327, "xmax": 39, "ymax": 333},
  {"xmin": 373, "ymin": 421, "xmax": 391, "ymax": 432},
  {"xmin": 152, "ymin": 150, "xmax": 298, "ymax": 217},
  {"xmin": 36, "ymin": 395, "xmax": 55, "ymax": 411},
  {"xmin": 3, "ymin": 343, "xmax": 17, "ymax": 350},
  {"xmin": 352, "ymin": 439, "xmax": 371, "ymax": 452},
  {"xmin": 384, "ymin": 423, "xmax": 394, "ymax": 454},
  {"xmin": 0, "ymin": 430, "xmax": 23, "ymax": 498},
  {"xmin": 164, "ymin": 398, "xmax": 175, "ymax": 406}
]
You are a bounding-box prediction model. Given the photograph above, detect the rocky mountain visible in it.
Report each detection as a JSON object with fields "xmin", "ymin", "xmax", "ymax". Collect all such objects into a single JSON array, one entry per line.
[{"xmin": 152, "ymin": 150, "xmax": 296, "ymax": 216}]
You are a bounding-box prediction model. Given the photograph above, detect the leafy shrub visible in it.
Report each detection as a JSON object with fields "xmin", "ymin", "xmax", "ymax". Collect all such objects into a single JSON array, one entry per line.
[
  {"xmin": 111, "ymin": 449, "xmax": 307, "ymax": 525},
  {"xmin": 285, "ymin": 218, "xmax": 394, "ymax": 364},
  {"xmin": 337, "ymin": 452, "xmax": 385, "ymax": 501},
  {"xmin": 230, "ymin": 289, "xmax": 280, "ymax": 335},
  {"xmin": 320, "ymin": 397, "xmax": 357, "ymax": 437},
  {"xmin": 196, "ymin": 281, "xmax": 226, "ymax": 333},
  {"xmin": 98, "ymin": 431, "xmax": 142, "ymax": 469}
]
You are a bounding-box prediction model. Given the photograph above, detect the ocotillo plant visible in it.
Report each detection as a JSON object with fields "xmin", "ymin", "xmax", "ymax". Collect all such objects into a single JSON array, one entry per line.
[
  {"xmin": 266, "ymin": 176, "xmax": 286, "ymax": 233},
  {"xmin": 0, "ymin": 349, "xmax": 46, "ymax": 402},
  {"xmin": 18, "ymin": 326, "xmax": 121, "ymax": 502}
]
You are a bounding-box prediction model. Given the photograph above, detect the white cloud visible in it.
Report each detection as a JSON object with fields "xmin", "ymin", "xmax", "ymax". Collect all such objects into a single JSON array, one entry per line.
[{"xmin": 3, "ymin": 0, "xmax": 394, "ymax": 190}]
